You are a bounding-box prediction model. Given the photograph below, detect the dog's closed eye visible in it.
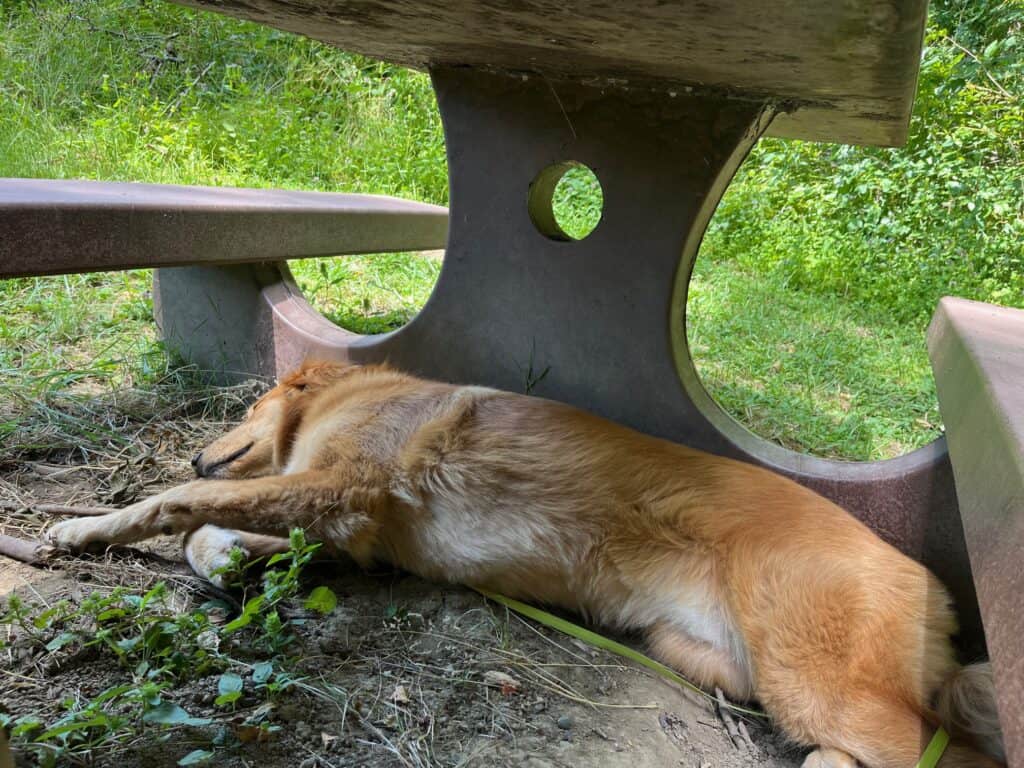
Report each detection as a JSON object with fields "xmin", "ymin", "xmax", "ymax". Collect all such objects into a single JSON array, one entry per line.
[{"xmin": 195, "ymin": 442, "xmax": 253, "ymax": 477}]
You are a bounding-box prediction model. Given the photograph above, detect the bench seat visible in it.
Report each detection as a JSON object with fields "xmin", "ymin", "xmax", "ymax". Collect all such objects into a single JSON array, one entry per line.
[{"xmin": 928, "ymin": 296, "xmax": 1024, "ymax": 765}]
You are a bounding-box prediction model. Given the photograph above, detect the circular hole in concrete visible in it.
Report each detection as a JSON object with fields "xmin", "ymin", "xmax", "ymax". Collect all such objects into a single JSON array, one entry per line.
[{"xmin": 529, "ymin": 162, "xmax": 603, "ymax": 241}]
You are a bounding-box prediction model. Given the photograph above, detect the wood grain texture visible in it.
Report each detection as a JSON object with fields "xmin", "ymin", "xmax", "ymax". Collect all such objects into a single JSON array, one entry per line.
[
  {"xmin": 928, "ymin": 297, "xmax": 1024, "ymax": 768},
  {"xmin": 174, "ymin": 0, "xmax": 928, "ymax": 146}
]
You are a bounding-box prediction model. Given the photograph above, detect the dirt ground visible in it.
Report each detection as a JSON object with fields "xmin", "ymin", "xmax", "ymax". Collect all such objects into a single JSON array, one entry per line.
[{"xmin": 0, "ymin": 384, "xmax": 808, "ymax": 768}]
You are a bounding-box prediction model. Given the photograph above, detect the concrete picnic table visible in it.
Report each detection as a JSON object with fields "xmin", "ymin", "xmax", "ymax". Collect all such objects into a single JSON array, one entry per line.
[{"xmin": 1, "ymin": 1, "xmax": 1020, "ymax": 761}]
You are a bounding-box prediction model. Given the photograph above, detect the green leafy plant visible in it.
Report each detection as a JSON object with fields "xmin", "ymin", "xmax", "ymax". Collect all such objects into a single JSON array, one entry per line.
[
  {"xmin": 702, "ymin": 3, "xmax": 1023, "ymax": 323},
  {"xmin": 0, "ymin": 529, "xmax": 337, "ymax": 766}
]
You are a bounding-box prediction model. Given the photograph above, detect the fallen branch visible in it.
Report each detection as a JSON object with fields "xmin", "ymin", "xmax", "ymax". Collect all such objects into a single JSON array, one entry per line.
[
  {"xmin": 737, "ymin": 718, "xmax": 756, "ymax": 751},
  {"xmin": 0, "ymin": 534, "xmax": 54, "ymax": 566},
  {"xmin": 32, "ymin": 503, "xmax": 113, "ymax": 517},
  {"xmin": 0, "ymin": 501, "xmax": 113, "ymax": 517},
  {"xmin": 716, "ymin": 686, "xmax": 747, "ymax": 751}
]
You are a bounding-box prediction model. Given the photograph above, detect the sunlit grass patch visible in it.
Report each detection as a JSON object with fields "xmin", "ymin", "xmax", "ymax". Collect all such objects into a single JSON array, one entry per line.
[
  {"xmin": 687, "ymin": 258, "xmax": 942, "ymax": 461},
  {"xmin": 289, "ymin": 252, "xmax": 442, "ymax": 335}
]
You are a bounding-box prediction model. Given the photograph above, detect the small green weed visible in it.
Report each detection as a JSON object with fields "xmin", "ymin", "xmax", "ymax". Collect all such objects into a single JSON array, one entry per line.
[{"xmin": 0, "ymin": 529, "xmax": 337, "ymax": 766}]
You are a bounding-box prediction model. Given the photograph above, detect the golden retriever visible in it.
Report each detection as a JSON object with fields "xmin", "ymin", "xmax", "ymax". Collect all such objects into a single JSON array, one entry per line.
[{"xmin": 47, "ymin": 362, "xmax": 1004, "ymax": 767}]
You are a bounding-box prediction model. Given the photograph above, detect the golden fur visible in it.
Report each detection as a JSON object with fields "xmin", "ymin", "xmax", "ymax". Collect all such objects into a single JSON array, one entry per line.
[{"xmin": 48, "ymin": 362, "xmax": 1004, "ymax": 767}]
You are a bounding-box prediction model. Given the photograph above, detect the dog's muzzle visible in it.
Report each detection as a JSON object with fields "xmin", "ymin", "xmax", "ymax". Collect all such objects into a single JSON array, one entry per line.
[{"xmin": 192, "ymin": 442, "xmax": 253, "ymax": 478}]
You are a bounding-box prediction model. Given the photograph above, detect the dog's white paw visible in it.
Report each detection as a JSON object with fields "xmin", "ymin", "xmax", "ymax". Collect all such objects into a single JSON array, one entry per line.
[
  {"xmin": 47, "ymin": 517, "xmax": 105, "ymax": 551},
  {"xmin": 185, "ymin": 526, "xmax": 249, "ymax": 588},
  {"xmin": 801, "ymin": 748, "xmax": 858, "ymax": 768}
]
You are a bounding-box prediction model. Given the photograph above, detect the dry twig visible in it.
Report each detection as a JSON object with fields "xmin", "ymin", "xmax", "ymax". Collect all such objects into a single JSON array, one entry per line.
[
  {"xmin": 0, "ymin": 534, "xmax": 54, "ymax": 566},
  {"xmin": 0, "ymin": 501, "xmax": 113, "ymax": 517},
  {"xmin": 737, "ymin": 719, "xmax": 756, "ymax": 750},
  {"xmin": 716, "ymin": 686, "xmax": 747, "ymax": 751}
]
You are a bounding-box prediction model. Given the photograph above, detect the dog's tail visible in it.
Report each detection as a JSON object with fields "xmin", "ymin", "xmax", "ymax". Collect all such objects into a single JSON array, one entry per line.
[{"xmin": 935, "ymin": 661, "xmax": 1005, "ymax": 763}]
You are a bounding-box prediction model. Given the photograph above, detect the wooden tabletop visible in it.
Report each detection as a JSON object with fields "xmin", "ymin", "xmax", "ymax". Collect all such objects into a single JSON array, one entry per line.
[{"xmin": 177, "ymin": 0, "xmax": 929, "ymax": 147}]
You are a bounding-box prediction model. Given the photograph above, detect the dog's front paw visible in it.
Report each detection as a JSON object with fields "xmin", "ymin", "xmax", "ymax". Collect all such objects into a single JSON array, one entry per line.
[
  {"xmin": 46, "ymin": 517, "xmax": 107, "ymax": 552},
  {"xmin": 185, "ymin": 526, "xmax": 249, "ymax": 588}
]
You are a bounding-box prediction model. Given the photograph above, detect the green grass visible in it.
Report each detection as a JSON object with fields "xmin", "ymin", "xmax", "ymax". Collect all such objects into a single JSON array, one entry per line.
[
  {"xmin": 689, "ymin": 0, "xmax": 1022, "ymax": 458},
  {"xmin": 702, "ymin": 4, "xmax": 1023, "ymax": 324},
  {"xmin": 687, "ymin": 261, "xmax": 941, "ymax": 460},
  {"xmin": 290, "ymin": 253, "xmax": 442, "ymax": 335},
  {"xmin": 1, "ymin": 271, "xmax": 158, "ymax": 383},
  {"xmin": 1, "ymin": 0, "xmax": 1020, "ymax": 461},
  {"xmin": 0, "ymin": 1, "xmax": 446, "ymax": 199},
  {"xmin": 551, "ymin": 164, "xmax": 603, "ymax": 240}
]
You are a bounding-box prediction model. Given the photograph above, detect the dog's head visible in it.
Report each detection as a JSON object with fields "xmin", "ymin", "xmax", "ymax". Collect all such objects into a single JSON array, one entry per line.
[{"xmin": 192, "ymin": 361, "xmax": 356, "ymax": 479}]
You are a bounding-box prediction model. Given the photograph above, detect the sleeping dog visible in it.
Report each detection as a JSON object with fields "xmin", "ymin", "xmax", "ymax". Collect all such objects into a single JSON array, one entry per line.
[{"xmin": 47, "ymin": 361, "xmax": 1004, "ymax": 767}]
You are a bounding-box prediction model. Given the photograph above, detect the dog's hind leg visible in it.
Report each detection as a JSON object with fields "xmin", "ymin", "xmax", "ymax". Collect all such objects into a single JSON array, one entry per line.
[
  {"xmin": 184, "ymin": 525, "xmax": 290, "ymax": 587},
  {"xmin": 645, "ymin": 621, "xmax": 753, "ymax": 701},
  {"xmin": 770, "ymin": 692, "xmax": 1004, "ymax": 768},
  {"xmin": 47, "ymin": 471, "xmax": 380, "ymax": 552}
]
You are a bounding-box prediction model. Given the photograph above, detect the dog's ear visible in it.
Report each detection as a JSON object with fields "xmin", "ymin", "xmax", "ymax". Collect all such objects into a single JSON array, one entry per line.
[
  {"xmin": 281, "ymin": 360, "xmax": 357, "ymax": 393},
  {"xmin": 273, "ymin": 361, "xmax": 358, "ymax": 468},
  {"xmin": 273, "ymin": 394, "xmax": 308, "ymax": 470}
]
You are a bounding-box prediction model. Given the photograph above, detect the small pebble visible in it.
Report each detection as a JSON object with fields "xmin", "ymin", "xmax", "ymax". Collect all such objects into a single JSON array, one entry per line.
[{"xmin": 556, "ymin": 715, "xmax": 573, "ymax": 730}]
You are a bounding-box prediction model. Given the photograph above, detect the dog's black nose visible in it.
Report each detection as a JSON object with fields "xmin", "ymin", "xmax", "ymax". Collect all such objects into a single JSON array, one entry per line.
[
  {"xmin": 191, "ymin": 452, "xmax": 202, "ymax": 467},
  {"xmin": 191, "ymin": 452, "xmax": 205, "ymax": 476}
]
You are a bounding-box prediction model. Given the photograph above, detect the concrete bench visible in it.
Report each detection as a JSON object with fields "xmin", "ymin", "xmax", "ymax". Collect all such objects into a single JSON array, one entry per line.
[
  {"xmin": 0, "ymin": 179, "xmax": 448, "ymax": 375},
  {"xmin": 929, "ymin": 297, "xmax": 1024, "ymax": 763},
  {"xmin": 2, "ymin": 0, "xmax": 1018, "ymax": 761}
]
